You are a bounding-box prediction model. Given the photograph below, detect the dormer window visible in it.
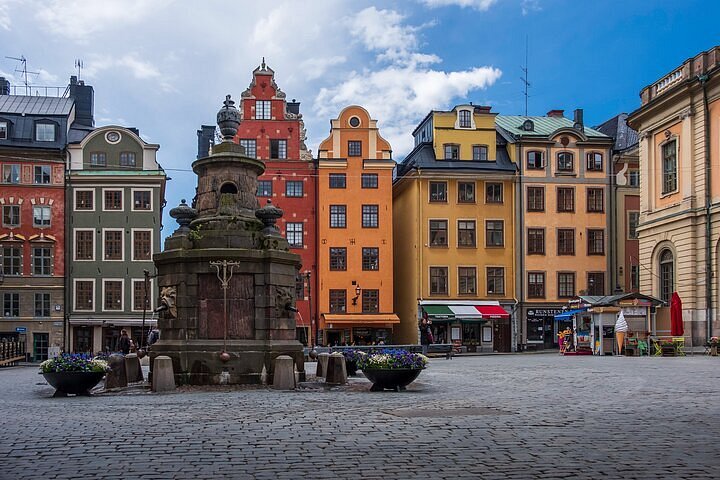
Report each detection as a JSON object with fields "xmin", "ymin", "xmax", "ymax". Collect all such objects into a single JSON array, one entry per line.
[
  {"xmin": 120, "ymin": 152, "xmax": 136, "ymax": 167},
  {"xmin": 459, "ymin": 110, "xmax": 471, "ymax": 128},
  {"xmin": 522, "ymin": 120, "xmax": 534, "ymax": 131},
  {"xmin": 0, "ymin": 121, "xmax": 7, "ymax": 139},
  {"xmin": 35, "ymin": 122, "xmax": 56, "ymax": 142},
  {"xmin": 91, "ymin": 152, "xmax": 107, "ymax": 167},
  {"xmin": 444, "ymin": 144, "xmax": 459, "ymax": 160}
]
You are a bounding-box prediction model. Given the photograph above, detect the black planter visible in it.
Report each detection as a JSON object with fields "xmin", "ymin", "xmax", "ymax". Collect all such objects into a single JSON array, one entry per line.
[
  {"xmin": 42, "ymin": 371, "xmax": 105, "ymax": 397},
  {"xmin": 362, "ymin": 368, "xmax": 423, "ymax": 391},
  {"xmin": 345, "ymin": 359, "xmax": 358, "ymax": 376}
]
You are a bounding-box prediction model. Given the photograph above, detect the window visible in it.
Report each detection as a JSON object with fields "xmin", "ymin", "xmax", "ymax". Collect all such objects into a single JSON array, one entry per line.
[
  {"xmin": 120, "ymin": 152, "xmax": 136, "ymax": 167},
  {"xmin": 362, "ymin": 290, "xmax": 379, "ymax": 313},
  {"xmin": 104, "ymin": 230, "xmax": 123, "ymax": 260},
  {"xmin": 587, "ymin": 272, "xmax": 605, "ymax": 296},
  {"xmin": 270, "ymin": 139, "xmax": 287, "ymax": 159},
  {"xmin": 361, "ymin": 174, "xmax": 378, "ymax": 189},
  {"xmin": 528, "ymin": 272, "xmax": 545, "ymax": 298},
  {"xmin": 34, "ymin": 165, "xmax": 50, "ymax": 184},
  {"xmin": 628, "ymin": 212, "xmax": 640, "ymax": 240},
  {"xmin": 3, "ymin": 293, "xmax": 19, "ymax": 317},
  {"xmin": 362, "ymin": 247, "xmax": 379, "ymax": 270},
  {"xmin": 527, "ymin": 186, "xmax": 545, "ymax": 212},
  {"xmin": 558, "ymin": 272, "xmax": 576, "ymax": 298},
  {"xmin": 75, "ymin": 280, "xmax": 94, "ymax": 311},
  {"xmin": 485, "ymin": 183, "xmax": 503, "ymax": 203},
  {"xmin": 104, "ymin": 190, "xmax": 123, "ymax": 211},
  {"xmin": 557, "ymin": 187, "xmax": 575, "ymax": 212},
  {"xmin": 429, "ymin": 182, "xmax": 447, "ymax": 202},
  {"xmin": 457, "ymin": 182, "xmax": 475, "ymax": 203},
  {"xmin": 586, "ymin": 188, "xmax": 604, "ymax": 213},
  {"xmin": 631, "ymin": 265, "xmax": 640, "ymax": 290},
  {"xmin": 459, "ymin": 110, "xmax": 471, "ymax": 128},
  {"xmin": 3, "ymin": 164, "xmax": 20, "ymax": 183},
  {"xmin": 90, "ymin": 152, "xmax": 106, "ymax": 166},
  {"xmin": 35, "ymin": 293, "xmax": 50, "ymax": 317},
  {"xmin": 458, "ymin": 267, "xmax": 476, "ymax": 294},
  {"xmin": 0, "ymin": 121, "xmax": 7, "ymax": 139},
  {"xmin": 104, "ymin": 280, "xmax": 123, "ymax": 311},
  {"xmin": 444, "ymin": 144, "xmax": 459, "ymax": 160},
  {"xmin": 430, "ymin": 267, "xmax": 448, "ymax": 295},
  {"xmin": 429, "ymin": 220, "xmax": 448, "ymax": 247},
  {"xmin": 257, "ymin": 180, "xmax": 273, "ymax": 197},
  {"xmin": 329, "ymin": 205, "xmax": 346, "ymax": 228},
  {"xmin": 329, "ymin": 174, "xmax": 346, "ymax": 189},
  {"xmin": 348, "ymin": 140, "xmax": 362, "ymax": 157},
  {"xmin": 75, "ymin": 230, "xmax": 94, "ymax": 260},
  {"xmin": 662, "ymin": 140, "xmax": 677, "ymax": 194},
  {"xmin": 35, "ymin": 123, "xmax": 55, "ymax": 142},
  {"xmin": 557, "ymin": 152, "xmax": 574, "ymax": 172},
  {"xmin": 362, "ymin": 205, "xmax": 378, "ymax": 228},
  {"xmin": 239, "ymin": 139, "xmax": 257, "ymax": 158},
  {"xmin": 285, "ymin": 181, "xmax": 303, "ymax": 197},
  {"xmin": 329, "ymin": 289, "xmax": 346, "ymax": 313},
  {"xmin": 485, "ymin": 220, "xmax": 504, "ymax": 247},
  {"xmin": 629, "ymin": 170, "xmax": 640, "ymax": 187},
  {"xmin": 557, "ymin": 229, "xmax": 575, "ymax": 255},
  {"xmin": 473, "ymin": 145, "xmax": 488, "ymax": 161},
  {"xmin": 2, "ymin": 246, "xmax": 22, "ymax": 275},
  {"xmin": 2, "ymin": 205, "xmax": 20, "ymax": 227},
  {"xmin": 527, "ymin": 228, "xmax": 545, "ymax": 255},
  {"xmin": 487, "ymin": 267, "xmax": 505, "ymax": 295},
  {"xmin": 32, "ymin": 247, "xmax": 51, "ymax": 275},
  {"xmin": 255, "ymin": 100, "xmax": 271, "ymax": 119},
  {"xmin": 286, "ymin": 223, "xmax": 303, "ymax": 247},
  {"xmin": 457, "ymin": 220, "xmax": 476, "ymax": 247},
  {"xmin": 329, "ymin": 248, "xmax": 346, "ymax": 271},
  {"xmin": 133, "ymin": 190, "xmax": 151, "ymax": 210},
  {"xmin": 133, "ymin": 280, "xmax": 147, "ymax": 311},
  {"xmin": 527, "ymin": 151, "xmax": 544, "ymax": 169},
  {"xmin": 587, "ymin": 229, "xmax": 605, "ymax": 255},
  {"xmin": 133, "ymin": 230, "xmax": 152, "ymax": 261},
  {"xmin": 659, "ymin": 249, "xmax": 674, "ymax": 303},
  {"xmin": 76, "ymin": 190, "xmax": 94, "ymax": 210},
  {"xmin": 586, "ymin": 152, "xmax": 603, "ymax": 171}
]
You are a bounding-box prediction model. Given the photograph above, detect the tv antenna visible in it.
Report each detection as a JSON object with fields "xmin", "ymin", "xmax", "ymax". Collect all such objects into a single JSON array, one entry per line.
[
  {"xmin": 519, "ymin": 36, "xmax": 530, "ymax": 116},
  {"xmin": 75, "ymin": 59, "xmax": 84, "ymax": 80},
  {"xmin": 5, "ymin": 55, "xmax": 40, "ymax": 95}
]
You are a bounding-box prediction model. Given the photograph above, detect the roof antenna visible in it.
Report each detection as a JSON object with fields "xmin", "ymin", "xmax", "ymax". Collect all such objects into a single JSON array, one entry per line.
[
  {"xmin": 75, "ymin": 59, "xmax": 84, "ymax": 80},
  {"xmin": 520, "ymin": 36, "xmax": 530, "ymax": 116},
  {"xmin": 5, "ymin": 55, "xmax": 40, "ymax": 95}
]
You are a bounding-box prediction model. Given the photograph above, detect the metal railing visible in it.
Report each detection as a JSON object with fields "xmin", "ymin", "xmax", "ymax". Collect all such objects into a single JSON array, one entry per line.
[{"xmin": 0, "ymin": 341, "xmax": 26, "ymax": 366}]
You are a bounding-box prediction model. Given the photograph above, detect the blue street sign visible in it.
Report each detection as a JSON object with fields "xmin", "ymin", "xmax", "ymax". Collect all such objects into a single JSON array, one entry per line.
[{"xmin": 15, "ymin": 326, "xmax": 27, "ymax": 333}]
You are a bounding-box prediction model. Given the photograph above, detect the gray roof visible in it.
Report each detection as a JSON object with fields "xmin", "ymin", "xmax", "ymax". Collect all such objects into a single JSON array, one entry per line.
[
  {"xmin": 579, "ymin": 292, "xmax": 664, "ymax": 306},
  {"xmin": 0, "ymin": 95, "xmax": 74, "ymax": 116},
  {"xmin": 594, "ymin": 113, "xmax": 639, "ymax": 152},
  {"xmin": 495, "ymin": 115, "xmax": 609, "ymax": 139}
]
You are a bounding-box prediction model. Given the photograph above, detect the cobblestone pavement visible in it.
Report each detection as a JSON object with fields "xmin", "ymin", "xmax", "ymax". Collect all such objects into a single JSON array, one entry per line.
[{"xmin": 1, "ymin": 354, "xmax": 719, "ymax": 479}]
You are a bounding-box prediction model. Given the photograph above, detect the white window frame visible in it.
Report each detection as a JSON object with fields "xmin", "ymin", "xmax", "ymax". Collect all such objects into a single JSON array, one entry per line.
[
  {"xmin": 74, "ymin": 188, "xmax": 95, "ymax": 211},
  {"xmin": 285, "ymin": 222, "xmax": 303, "ymax": 248},
  {"xmin": 255, "ymin": 100, "xmax": 271, "ymax": 120},
  {"xmin": 73, "ymin": 228, "xmax": 96, "ymax": 262},
  {"xmin": 102, "ymin": 228, "xmax": 125, "ymax": 262},
  {"xmin": 73, "ymin": 278, "xmax": 96, "ymax": 312},
  {"xmin": 131, "ymin": 228, "xmax": 153, "ymax": 261},
  {"xmin": 35, "ymin": 122, "xmax": 55, "ymax": 142},
  {"xmin": 102, "ymin": 188, "xmax": 124, "ymax": 212},
  {"xmin": 454, "ymin": 107, "xmax": 475, "ymax": 129},
  {"xmin": 0, "ymin": 120, "xmax": 7, "ymax": 140},
  {"xmin": 131, "ymin": 278, "xmax": 154, "ymax": 312},
  {"xmin": 102, "ymin": 278, "xmax": 124, "ymax": 312},
  {"xmin": 32, "ymin": 205, "xmax": 51, "ymax": 228},
  {"xmin": 131, "ymin": 188, "xmax": 153, "ymax": 212}
]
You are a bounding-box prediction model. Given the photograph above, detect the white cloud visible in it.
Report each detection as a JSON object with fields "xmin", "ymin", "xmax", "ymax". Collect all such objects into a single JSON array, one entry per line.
[
  {"xmin": 300, "ymin": 56, "xmax": 347, "ymax": 80},
  {"xmin": 521, "ymin": 0, "xmax": 542, "ymax": 15},
  {"xmin": 0, "ymin": 4, "xmax": 11, "ymax": 30},
  {"xmin": 83, "ymin": 53, "xmax": 160, "ymax": 80},
  {"xmin": 420, "ymin": 0, "xmax": 498, "ymax": 11}
]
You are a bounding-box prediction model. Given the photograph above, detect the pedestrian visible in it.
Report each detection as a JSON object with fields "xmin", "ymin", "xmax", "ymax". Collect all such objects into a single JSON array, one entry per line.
[
  {"xmin": 148, "ymin": 327, "xmax": 160, "ymax": 346},
  {"xmin": 118, "ymin": 329, "xmax": 131, "ymax": 355},
  {"xmin": 420, "ymin": 317, "xmax": 433, "ymax": 354}
]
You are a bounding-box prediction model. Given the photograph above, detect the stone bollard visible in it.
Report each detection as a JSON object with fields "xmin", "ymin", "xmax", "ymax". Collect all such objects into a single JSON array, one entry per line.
[
  {"xmin": 325, "ymin": 352, "xmax": 348, "ymax": 385},
  {"xmin": 124, "ymin": 353, "xmax": 144, "ymax": 383},
  {"xmin": 272, "ymin": 355, "xmax": 296, "ymax": 390},
  {"xmin": 152, "ymin": 356, "xmax": 176, "ymax": 393},
  {"xmin": 316, "ymin": 352, "xmax": 330, "ymax": 378},
  {"xmin": 105, "ymin": 354, "xmax": 127, "ymax": 389}
]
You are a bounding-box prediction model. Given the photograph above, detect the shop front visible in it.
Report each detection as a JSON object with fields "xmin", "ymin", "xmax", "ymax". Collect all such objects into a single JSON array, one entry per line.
[
  {"xmin": 321, "ymin": 314, "xmax": 400, "ymax": 346},
  {"xmin": 420, "ymin": 301, "xmax": 511, "ymax": 353},
  {"xmin": 69, "ymin": 317, "xmax": 157, "ymax": 354},
  {"xmin": 525, "ymin": 307, "xmax": 564, "ymax": 350}
]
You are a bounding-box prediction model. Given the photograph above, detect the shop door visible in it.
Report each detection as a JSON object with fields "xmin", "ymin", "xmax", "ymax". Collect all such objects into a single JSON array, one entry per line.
[
  {"xmin": 102, "ymin": 327, "xmax": 121, "ymax": 353},
  {"xmin": 74, "ymin": 327, "xmax": 93, "ymax": 353},
  {"xmin": 493, "ymin": 319, "xmax": 511, "ymax": 352},
  {"xmin": 33, "ymin": 333, "xmax": 49, "ymax": 362}
]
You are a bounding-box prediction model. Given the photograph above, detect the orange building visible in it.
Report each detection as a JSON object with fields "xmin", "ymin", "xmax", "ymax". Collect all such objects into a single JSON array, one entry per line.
[{"xmin": 316, "ymin": 106, "xmax": 399, "ymax": 345}]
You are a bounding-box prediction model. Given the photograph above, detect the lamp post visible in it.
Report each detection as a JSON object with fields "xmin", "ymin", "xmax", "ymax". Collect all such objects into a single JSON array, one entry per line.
[
  {"xmin": 304, "ymin": 270, "xmax": 315, "ymax": 349},
  {"xmin": 138, "ymin": 269, "xmax": 157, "ymax": 358}
]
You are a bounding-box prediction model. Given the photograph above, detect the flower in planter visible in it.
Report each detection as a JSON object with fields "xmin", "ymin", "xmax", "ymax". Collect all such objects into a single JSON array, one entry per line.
[
  {"xmin": 709, "ymin": 337, "xmax": 719, "ymax": 345},
  {"xmin": 40, "ymin": 354, "xmax": 110, "ymax": 374},
  {"xmin": 356, "ymin": 349, "xmax": 429, "ymax": 370},
  {"xmin": 341, "ymin": 350, "xmax": 366, "ymax": 363}
]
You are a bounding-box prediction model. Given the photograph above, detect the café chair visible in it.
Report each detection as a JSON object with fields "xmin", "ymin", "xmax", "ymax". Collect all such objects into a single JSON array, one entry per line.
[
  {"xmin": 672, "ymin": 337, "xmax": 686, "ymax": 356},
  {"xmin": 637, "ymin": 340, "xmax": 649, "ymax": 356}
]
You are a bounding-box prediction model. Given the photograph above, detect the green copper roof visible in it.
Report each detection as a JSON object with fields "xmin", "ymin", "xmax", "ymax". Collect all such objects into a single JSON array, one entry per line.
[{"xmin": 495, "ymin": 115, "xmax": 609, "ymax": 139}]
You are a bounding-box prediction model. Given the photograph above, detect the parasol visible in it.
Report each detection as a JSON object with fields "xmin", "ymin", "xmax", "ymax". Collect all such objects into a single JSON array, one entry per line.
[{"xmin": 670, "ymin": 292, "xmax": 684, "ymax": 337}]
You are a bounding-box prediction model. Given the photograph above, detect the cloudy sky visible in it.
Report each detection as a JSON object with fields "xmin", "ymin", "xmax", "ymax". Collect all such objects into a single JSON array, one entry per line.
[{"xmin": 1, "ymin": 0, "xmax": 717, "ymax": 233}]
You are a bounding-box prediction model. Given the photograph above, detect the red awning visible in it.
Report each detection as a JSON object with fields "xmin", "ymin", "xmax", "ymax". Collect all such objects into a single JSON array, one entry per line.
[{"xmin": 475, "ymin": 305, "xmax": 510, "ymax": 319}]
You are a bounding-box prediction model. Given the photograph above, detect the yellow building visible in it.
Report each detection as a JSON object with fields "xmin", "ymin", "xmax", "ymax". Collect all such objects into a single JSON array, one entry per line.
[
  {"xmin": 316, "ymin": 106, "xmax": 398, "ymax": 345},
  {"xmin": 394, "ymin": 105, "xmax": 516, "ymax": 352},
  {"xmin": 496, "ymin": 110, "xmax": 613, "ymax": 350}
]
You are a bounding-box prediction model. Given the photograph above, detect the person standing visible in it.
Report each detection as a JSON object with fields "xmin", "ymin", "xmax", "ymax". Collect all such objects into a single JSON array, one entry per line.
[
  {"xmin": 118, "ymin": 329, "xmax": 131, "ymax": 355},
  {"xmin": 420, "ymin": 317, "xmax": 433, "ymax": 354}
]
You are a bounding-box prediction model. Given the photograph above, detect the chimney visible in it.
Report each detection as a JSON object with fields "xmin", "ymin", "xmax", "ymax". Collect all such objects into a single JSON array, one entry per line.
[
  {"xmin": 573, "ymin": 108, "xmax": 584, "ymax": 131},
  {"xmin": 68, "ymin": 76, "xmax": 95, "ymax": 127},
  {"xmin": 547, "ymin": 109, "xmax": 564, "ymax": 118},
  {"xmin": 0, "ymin": 77, "xmax": 9, "ymax": 95},
  {"xmin": 474, "ymin": 105, "xmax": 492, "ymax": 114},
  {"xmin": 287, "ymin": 98, "xmax": 301, "ymax": 116},
  {"xmin": 197, "ymin": 125, "xmax": 216, "ymax": 159},
  {"xmin": 128, "ymin": 127, "xmax": 140, "ymax": 137}
]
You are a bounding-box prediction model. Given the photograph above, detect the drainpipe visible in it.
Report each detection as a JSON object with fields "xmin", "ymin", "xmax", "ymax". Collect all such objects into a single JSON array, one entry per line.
[
  {"xmin": 516, "ymin": 140, "xmax": 524, "ymax": 351},
  {"xmin": 417, "ymin": 167, "xmax": 423, "ymax": 345},
  {"xmin": 699, "ymin": 74, "xmax": 713, "ymax": 341},
  {"xmin": 609, "ymin": 150, "xmax": 616, "ymax": 292},
  {"xmin": 64, "ymin": 157, "xmax": 71, "ymax": 353}
]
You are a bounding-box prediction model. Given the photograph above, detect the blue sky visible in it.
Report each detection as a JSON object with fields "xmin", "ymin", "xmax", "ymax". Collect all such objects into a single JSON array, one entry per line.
[{"xmin": 1, "ymin": 0, "xmax": 718, "ymax": 234}]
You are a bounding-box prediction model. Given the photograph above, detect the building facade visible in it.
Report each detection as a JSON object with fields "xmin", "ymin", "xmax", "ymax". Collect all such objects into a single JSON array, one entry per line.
[
  {"xmin": 317, "ymin": 105, "xmax": 398, "ymax": 345},
  {"xmin": 66, "ymin": 126, "xmax": 166, "ymax": 353},
  {"xmin": 628, "ymin": 45, "xmax": 720, "ymax": 344},
  {"xmin": 496, "ymin": 110, "xmax": 613, "ymax": 350},
  {"xmin": 394, "ymin": 105, "xmax": 516, "ymax": 352}
]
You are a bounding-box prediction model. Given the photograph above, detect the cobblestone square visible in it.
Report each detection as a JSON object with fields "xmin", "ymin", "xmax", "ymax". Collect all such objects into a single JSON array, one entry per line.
[{"xmin": 1, "ymin": 354, "xmax": 719, "ymax": 479}]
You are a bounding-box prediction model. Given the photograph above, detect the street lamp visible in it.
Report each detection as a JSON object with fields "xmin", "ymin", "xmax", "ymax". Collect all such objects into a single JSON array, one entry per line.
[{"xmin": 304, "ymin": 270, "xmax": 315, "ymax": 348}]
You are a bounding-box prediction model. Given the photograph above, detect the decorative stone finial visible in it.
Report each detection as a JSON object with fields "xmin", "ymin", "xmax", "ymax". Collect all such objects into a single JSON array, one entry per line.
[
  {"xmin": 217, "ymin": 94, "xmax": 240, "ymax": 142},
  {"xmin": 170, "ymin": 199, "xmax": 197, "ymax": 235},
  {"xmin": 255, "ymin": 199, "xmax": 283, "ymax": 237},
  {"xmin": 261, "ymin": 57, "xmax": 266, "ymax": 69}
]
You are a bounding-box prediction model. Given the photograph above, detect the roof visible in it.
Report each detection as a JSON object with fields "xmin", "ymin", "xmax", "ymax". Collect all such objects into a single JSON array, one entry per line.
[
  {"xmin": 578, "ymin": 292, "xmax": 664, "ymax": 307},
  {"xmin": 495, "ymin": 115, "xmax": 609, "ymax": 139},
  {"xmin": 0, "ymin": 95, "xmax": 74, "ymax": 116},
  {"xmin": 594, "ymin": 113, "xmax": 639, "ymax": 152}
]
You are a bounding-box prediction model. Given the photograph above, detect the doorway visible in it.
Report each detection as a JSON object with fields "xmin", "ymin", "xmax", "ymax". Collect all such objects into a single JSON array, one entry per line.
[
  {"xmin": 74, "ymin": 327, "xmax": 93, "ymax": 353},
  {"xmin": 493, "ymin": 319, "xmax": 511, "ymax": 352},
  {"xmin": 33, "ymin": 332, "xmax": 49, "ymax": 362}
]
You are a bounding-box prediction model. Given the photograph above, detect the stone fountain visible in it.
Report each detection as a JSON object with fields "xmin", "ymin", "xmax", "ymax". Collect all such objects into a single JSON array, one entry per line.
[{"xmin": 149, "ymin": 95, "xmax": 304, "ymax": 385}]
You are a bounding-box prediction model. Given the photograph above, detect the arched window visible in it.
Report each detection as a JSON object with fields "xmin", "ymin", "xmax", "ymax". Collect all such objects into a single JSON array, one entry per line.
[
  {"xmin": 557, "ymin": 152, "xmax": 574, "ymax": 172},
  {"xmin": 219, "ymin": 183, "xmax": 238, "ymax": 194},
  {"xmin": 659, "ymin": 249, "xmax": 674, "ymax": 303}
]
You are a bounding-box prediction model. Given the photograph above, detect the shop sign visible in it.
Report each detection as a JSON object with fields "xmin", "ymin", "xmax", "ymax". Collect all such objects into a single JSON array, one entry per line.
[
  {"xmin": 15, "ymin": 326, "xmax": 27, "ymax": 333},
  {"xmin": 526, "ymin": 308, "xmax": 563, "ymax": 318},
  {"xmin": 53, "ymin": 322, "xmax": 63, "ymax": 327},
  {"xmin": 621, "ymin": 306, "xmax": 647, "ymax": 316}
]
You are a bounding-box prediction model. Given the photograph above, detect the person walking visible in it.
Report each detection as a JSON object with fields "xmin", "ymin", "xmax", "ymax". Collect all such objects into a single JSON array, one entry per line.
[
  {"xmin": 420, "ymin": 317, "xmax": 433, "ymax": 354},
  {"xmin": 118, "ymin": 329, "xmax": 131, "ymax": 355}
]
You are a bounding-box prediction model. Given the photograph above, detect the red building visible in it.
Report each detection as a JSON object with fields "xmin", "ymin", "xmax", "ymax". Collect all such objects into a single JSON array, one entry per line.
[{"xmin": 234, "ymin": 60, "xmax": 317, "ymax": 346}]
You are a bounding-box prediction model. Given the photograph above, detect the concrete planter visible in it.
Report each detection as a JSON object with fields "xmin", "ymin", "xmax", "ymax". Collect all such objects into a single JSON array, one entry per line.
[
  {"xmin": 362, "ymin": 368, "xmax": 423, "ymax": 392},
  {"xmin": 42, "ymin": 371, "xmax": 105, "ymax": 397}
]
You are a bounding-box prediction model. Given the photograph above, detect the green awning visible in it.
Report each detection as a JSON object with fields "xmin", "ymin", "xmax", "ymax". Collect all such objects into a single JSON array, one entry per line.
[{"xmin": 423, "ymin": 305, "xmax": 454, "ymax": 319}]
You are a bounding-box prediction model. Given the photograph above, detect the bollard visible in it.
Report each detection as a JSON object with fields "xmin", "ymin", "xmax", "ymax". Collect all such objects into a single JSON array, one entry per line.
[
  {"xmin": 105, "ymin": 354, "xmax": 127, "ymax": 389},
  {"xmin": 152, "ymin": 356, "xmax": 176, "ymax": 392},
  {"xmin": 272, "ymin": 355, "xmax": 296, "ymax": 390},
  {"xmin": 316, "ymin": 352, "xmax": 330, "ymax": 378},
  {"xmin": 325, "ymin": 352, "xmax": 348, "ymax": 385},
  {"xmin": 124, "ymin": 353, "xmax": 144, "ymax": 383}
]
